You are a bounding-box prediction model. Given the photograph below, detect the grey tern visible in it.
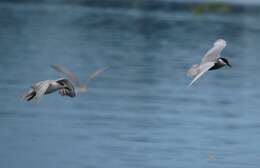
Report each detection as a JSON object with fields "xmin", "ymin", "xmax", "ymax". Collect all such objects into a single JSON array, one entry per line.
[
  {"xmin": 187, "ymin": 39, "xmax": 231, "ymax": 87},
  {"xmin": 23, "ymin": 78, "xmax": 76, "ymax": 102}
]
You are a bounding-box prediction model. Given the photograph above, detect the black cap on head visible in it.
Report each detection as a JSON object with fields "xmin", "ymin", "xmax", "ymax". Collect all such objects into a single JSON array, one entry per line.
[{"xmin": 220, "ymin": 57, "xmax": 231, "ymax": 67}]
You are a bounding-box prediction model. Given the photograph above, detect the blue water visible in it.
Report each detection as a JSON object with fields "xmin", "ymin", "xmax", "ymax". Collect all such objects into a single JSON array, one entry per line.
[{"xmin": 0, "ymin": 3, "xmax": 260, "ymax": 168}]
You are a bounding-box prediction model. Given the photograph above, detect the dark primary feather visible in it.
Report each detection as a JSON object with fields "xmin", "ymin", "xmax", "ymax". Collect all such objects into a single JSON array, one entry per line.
[{"xmin": 24, "ymin": 89, "xmax": 36, "ymax": 101}]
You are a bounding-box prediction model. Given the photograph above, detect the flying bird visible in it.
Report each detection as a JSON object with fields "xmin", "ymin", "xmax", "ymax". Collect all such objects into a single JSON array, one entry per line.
[
  {"xmin": 187, "ymin": 39, "xmax": 231, "ymax": 87},
  {"xmin": 23, "ymin": 78, "xmax": 76, "ymax": 102},
  {"xmin": 23, "ymin": 64, "xmax": 106, "ymax": 102},
  {"xmin": 51, "ymin": 64, "xmax": 107, "ymax": 93}
]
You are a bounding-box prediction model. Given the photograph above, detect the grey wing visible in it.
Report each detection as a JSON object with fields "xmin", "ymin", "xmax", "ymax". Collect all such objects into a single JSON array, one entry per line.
[
  {"xmin": 56, "ymin": 78, "xmax": 76, "ymax": 97},
  {"xmin": 201, "ymin": 39, "xmax": 227, "ymax": 64},
  {"xmin": 188, "ymin": 62, "xmax": 215, "ymax": 87},
  {"xmin": 88, "ymin": 67, "xmax": 108, "ymax": 82},
  {"xmin": 51, "ymin": 64, "xmax": 83, "ymax": 88},
  {"xmin": 34, "ymin": 80, "xmax": 51, "ymax": 100},
  {"xmin": 187, "ymin": 64, "xmax": 200, "ymax": 77},
  {"xmin": 75, "ymin": 67, "xmax": 108, "ymax": 93}
]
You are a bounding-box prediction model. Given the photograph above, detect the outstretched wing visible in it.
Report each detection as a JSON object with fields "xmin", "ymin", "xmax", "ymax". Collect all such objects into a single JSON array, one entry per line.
[
  {"xmin": 51, "ymin": 64, "xmax": 84, "ymax": 88},
  {"xmin": 187, "ymin": 64, "xmax": 200, "ymax": 77},
  {"xmin": 52, "ymin": 64, "xmax": 107, "ymax": 93},
  {"xmin": 88, "ymin": 67, "xmax": 108, "ymax": 82},
  {"xmin": 201, "ymin": 39, "xmax": 227, "ymax": 64},
  {"xmin": 188, "ymin": 62, "xmax": 215, "ymax": 87},
  {"xmin": 56, "ymin": 78, "xmax": 76, "ymax": 97}
]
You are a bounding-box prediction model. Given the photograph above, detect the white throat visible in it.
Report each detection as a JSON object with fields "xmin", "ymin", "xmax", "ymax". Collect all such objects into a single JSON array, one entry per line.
[{"xmin": 218, "ymin": 58, "xmax": 226, "ymax": 65}]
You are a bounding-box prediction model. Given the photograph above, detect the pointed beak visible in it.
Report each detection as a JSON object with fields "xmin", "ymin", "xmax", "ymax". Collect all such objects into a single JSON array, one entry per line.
[{"xmin": 227, "ymin": 63, "xmax": 232, "ymax": 67}]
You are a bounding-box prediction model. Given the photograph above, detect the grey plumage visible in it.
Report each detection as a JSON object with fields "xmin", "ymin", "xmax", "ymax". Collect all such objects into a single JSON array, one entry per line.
[
  {"xmin": 23, "ymin": 64, "xmax": 106, "ymax": 102},
  {"xmin": 51, "ymin": 64, "xmax": 87, "ymax": 92},
  {"xmin": 51, "ymin": 64, "xmax": 107, "ymax": 93},
  {"xmin": 23, "ymin": 78, "xmax": 75, "ymax": 102},
  {"xmin": 187, "ymin": 39, "xmax": 231, "ymax": 87}
]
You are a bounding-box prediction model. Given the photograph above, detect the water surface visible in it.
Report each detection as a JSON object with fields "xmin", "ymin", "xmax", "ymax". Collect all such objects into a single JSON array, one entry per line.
[{"xmin": 0, "ymin": 3, "xmax": 260, "ymax": 168}]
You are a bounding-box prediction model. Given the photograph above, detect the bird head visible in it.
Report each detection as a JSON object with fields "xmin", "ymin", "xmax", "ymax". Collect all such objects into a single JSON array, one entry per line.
[{"xmin": 219, "ymin": 57, "xmax": 231, "ymax": 67}]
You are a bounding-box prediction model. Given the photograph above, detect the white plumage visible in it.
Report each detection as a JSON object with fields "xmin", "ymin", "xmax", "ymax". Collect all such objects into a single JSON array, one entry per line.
[{"xmin": 187, "ymin": 39, "xmax": 231, "ymax": 87}]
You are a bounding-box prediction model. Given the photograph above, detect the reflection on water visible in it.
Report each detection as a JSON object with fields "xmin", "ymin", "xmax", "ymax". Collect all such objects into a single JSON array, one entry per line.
[{"xmin": 0, "ymin": 3, "xmax": 260, "ymax": 168}]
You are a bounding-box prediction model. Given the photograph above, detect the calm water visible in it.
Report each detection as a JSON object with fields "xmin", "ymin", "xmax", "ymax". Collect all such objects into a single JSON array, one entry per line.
[{"xmin": 0, "ymin": 3, "xmax": 260, "ymax": 168}]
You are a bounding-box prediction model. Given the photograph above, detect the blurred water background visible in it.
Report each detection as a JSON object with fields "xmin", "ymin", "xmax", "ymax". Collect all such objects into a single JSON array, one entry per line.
[{"xmin": 0, "ymin": 0, "xmax": 260, "ymax": 168}]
